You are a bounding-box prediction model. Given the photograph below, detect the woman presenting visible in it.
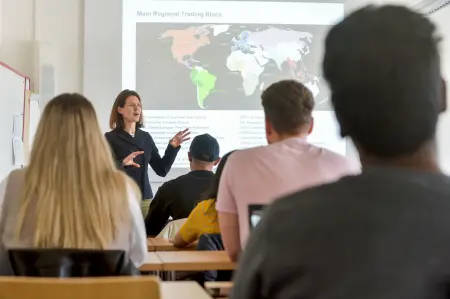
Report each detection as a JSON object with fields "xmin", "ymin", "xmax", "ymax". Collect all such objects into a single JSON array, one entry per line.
[{"xmin": 105, "ymin": 89, "xmax": 190, "ymax": 216}]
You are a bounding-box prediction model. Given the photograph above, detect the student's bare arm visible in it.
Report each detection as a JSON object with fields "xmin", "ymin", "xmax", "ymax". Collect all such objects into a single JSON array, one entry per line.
[
  {"xmin": 171, "ymin": 232, "xmax": 189, "ymax": 248},
  {"xmin": 219, "ymin": 211, "xmax": 241, "ymax": 262}
]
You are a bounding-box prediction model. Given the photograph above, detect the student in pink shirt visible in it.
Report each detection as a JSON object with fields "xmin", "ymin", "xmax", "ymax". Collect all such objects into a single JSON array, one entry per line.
[{"xmin": 216, "ymin": 80, "xmax": 360, "ymax": 261}]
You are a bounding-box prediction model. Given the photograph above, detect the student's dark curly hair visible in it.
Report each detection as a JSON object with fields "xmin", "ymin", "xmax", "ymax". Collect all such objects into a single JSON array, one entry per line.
[
  {"xmin": 204, "ymin": 150, "xmax": 237, "ymax": 202},
  {"xmin": 323, "ymin": 5, "xmax": 442, "ymax": 157},
  {"xmin": 199, "ymin": 150, "xmax": 236, "ymax": 218}
]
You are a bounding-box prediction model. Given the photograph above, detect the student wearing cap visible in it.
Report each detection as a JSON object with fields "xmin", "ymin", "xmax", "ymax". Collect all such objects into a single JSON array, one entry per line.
[
  {"xmin": 171, "ymin": 150, "xmax": 236, "ymax": 248},
  {"xmin": 145, "ymin": 134, "xmax": 221, "ymax": 236}
]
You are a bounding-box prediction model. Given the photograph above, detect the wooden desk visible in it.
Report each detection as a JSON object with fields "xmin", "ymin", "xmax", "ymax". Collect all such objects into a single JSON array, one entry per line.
[
  {"xmin": 147, "ymin": 239, "xmax": 154, "ymax": 251},
  {"xmin": 156, "ymin": 251, "xmax": 235, "ymax": 271},
  {"xmin": 139, "ymin": 252, "xmax": 163, "ymax": 271},
  {"xmin": 148, "ymin": 238, "xmax": 197, "ymax": 252},
  {"xmin": 161, "ymin": 282, "xmax": 212, "ymax": 299}
]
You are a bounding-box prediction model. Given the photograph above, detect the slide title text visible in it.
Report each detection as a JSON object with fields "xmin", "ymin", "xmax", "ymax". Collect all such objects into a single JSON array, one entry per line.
[{"xmin": 137, "ymin": 11, "xmax": 223, "ymax": 18}]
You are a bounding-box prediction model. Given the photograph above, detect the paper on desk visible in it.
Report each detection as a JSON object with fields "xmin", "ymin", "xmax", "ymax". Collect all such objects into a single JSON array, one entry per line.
[
  {"xmin": 13, "ymin": 114, "xmax": 23, "ymax": 138},
  {"xmin": 12, "ymin": 137, "xmax": 24, "ymax": 166}
]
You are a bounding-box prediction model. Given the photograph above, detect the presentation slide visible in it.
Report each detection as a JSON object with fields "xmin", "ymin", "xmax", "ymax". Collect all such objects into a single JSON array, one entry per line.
[{"xmin": 122, "ymin": 0, "xmax": 345, "ymax": 168}]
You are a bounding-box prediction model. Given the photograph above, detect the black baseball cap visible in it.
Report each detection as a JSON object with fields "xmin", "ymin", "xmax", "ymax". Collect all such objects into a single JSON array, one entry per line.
[{"xmin": 189, "ymin": 134, "xmax": 220, "ymax": 162}]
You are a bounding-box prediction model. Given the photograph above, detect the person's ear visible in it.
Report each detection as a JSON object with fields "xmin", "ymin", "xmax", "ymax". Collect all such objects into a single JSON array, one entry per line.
[
  {"xmin": 440, "ymin": 78, "xmax": 447, "ymax": 113},
  {"xmin": 117, "ymin": 106, "xmax": 123, "ymax": 115},
  {"xmin": 308, "ymin": 117, "xmax": 314, "ymax": 135},
  {"xmin": 265, "ymin": 116, "xmax": 274, "ymax": 144},
  {"xmin": 334, "ymin": 111, "xmax": 348, "ymax": 138},
  {"xmin": 188, "ymin": 152, "xmax": 192, "ymax": 162},
  {"xmin": 214, "ymin": 157, "xmax": 221, "ymax": 166},
  {"xmin": 265, "ymin": 116, "xmax": 273, "ymax": 136}
]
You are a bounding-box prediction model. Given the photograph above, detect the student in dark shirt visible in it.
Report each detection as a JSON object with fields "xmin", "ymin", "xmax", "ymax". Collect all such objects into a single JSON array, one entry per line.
[
  {"xmin": 232, "ymin": 6, "xmax": 450, "ymax": 299},
  {"xmin": 145, "ymin": 134, "xmax": 221, "ymax": 236}
]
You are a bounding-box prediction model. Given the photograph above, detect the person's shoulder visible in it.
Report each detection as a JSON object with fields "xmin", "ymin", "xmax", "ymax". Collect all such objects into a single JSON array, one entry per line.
[
  {"xmin": 255, "ymin": 182, "xmax": 338, "ymax": 232},
  {"xmin": 137, "ymin": 128, "xmax": 151, "ymax": 138},
  {"xmin": 157, "ymin": 180, "xmax": 172, "ymax": 190},
  {"xmin": 168, "ymin": 173, "xmax": 205, "ymax": 192},
  {"xmin": 240, "ymin": 145, "xmax": 270, "ymax": 155},
  {"xmin": 0, "ymin": 170, "xmax": 15, "ymax": 195},
  {"xmin": 314, "ymin": 146, "xmax": 361, "ymax": 173},
  {"xmin": 271, "ymin": 177, "xmax": 355, "ymax": 213},
  {"xmin": 227, "ymin": 145, "xmax": 267, "ymax": 164},
  {"xmin": 0, "ymin": 169, "xmax": 26, "ymax": 218},
  {"xmin": 191, "ymin": 199, "xmax": 216, "ymax": 221},
  {"xmin": 5, "ymin": 168, "xmax": 25, "ymax": 184},
  {"xmin": 236, "ymin": 141, "xmax": 303, "ymax": 158},
  {"xmin": 168, "ymin": 172, "xmax": 190, "ymax": 184},
  {"xmin": 318, "ymin": 146, "xmax": 352, "ymax": 161},
  {"xmin": 196, "ymin": 198, "xmax": 215, "ymax": 211},
  {"xmin": 122, "ymin": 175, "xmax": 141, "ymax": 202},
  {"xmin": 188, "ymin": 200, "xmax": 208, "ymax": 216},
  {"xmin": 137, "ymin": 129, "xmax": 155, "ymax": 145},
  {"xmin": 104, "ymin": 129, "xmax": 119, "ymax": 140},
  {"xmin": 104, "ymin": 128, "xmax": 119, "ymax": 135},
  {"xmin": 154, "ymin": 178, "xmax": 178, "ymax": 195}
]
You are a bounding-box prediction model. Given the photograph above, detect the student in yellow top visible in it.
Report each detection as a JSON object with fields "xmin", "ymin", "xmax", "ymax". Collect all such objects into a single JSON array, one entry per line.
[{"xmin": 171, "ymin": 151, "xmax": 236, "ymax": 248}]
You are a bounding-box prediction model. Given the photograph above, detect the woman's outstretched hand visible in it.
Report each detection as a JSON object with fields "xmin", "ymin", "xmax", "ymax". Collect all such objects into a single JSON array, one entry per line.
[
  {"xmin": 122, "ymin": 151, "xmax": 144, "ymax": 167},
  {"xmin": 170, "ymin": 128, "xmax": 191, "ymax": 148}
]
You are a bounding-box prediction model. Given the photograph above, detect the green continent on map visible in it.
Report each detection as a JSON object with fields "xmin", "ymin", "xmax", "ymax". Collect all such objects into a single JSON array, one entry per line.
[{"xmin": 190, "ymin": 67, "xmax": 217, "ymax": 109}]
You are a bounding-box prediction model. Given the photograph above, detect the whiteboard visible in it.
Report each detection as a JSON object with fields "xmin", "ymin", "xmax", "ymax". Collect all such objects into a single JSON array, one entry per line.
[
  {"xmin": 28, "ymin": 95, "xmax": 41, "ymax": 153},
  {"xmin": 0, "ymin": 62, "xmax": 30, "ymax": 181}
]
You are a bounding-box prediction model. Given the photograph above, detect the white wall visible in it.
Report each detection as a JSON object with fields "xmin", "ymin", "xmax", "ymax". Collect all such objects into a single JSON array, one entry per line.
[
  {"xmin": 0, "ymin": 0, "xmax": 3, "ymax": 47},
  {"xmin": 344, "ymin": 0, "xmax": 450, "ymax": 173},
  {"xmin": 345, "ymin": 0, "xmax": 421, "ymax": 12},
  {"xmin": 0, "ymin": 0, "xmax": 83, "ymax": 93},
  {"xmin": 431, "ymin": 5, "xmax": 450, "ymax": 173},
  {"xmin": 345, "ymin": 0, "xmax": 373, "ymax": 13},
  {"xmin": 0, "ymin": 0, "xmax": 34, "ymax": 77},
  {"xmin": 1, "ymin": 0, "xmax": 449, "ymax": 172},
  {"xmin": 84, "ymin": 0, "xmax": 123, "ymax": 132}
]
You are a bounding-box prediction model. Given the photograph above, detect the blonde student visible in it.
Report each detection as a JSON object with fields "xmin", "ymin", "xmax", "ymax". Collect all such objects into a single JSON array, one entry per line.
[{"xmin": 0, "ymin": 93, "xmax": 147, "ymax": 274}]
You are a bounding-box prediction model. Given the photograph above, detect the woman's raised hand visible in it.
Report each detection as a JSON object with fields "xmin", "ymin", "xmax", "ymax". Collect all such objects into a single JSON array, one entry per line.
[
  {"xmin": 169, "ymin": 128, "xmax": 191, "ymax": 148},
  {"xmin": 122, "ymin": 151, "xmax": 144, "ymax": 167}
]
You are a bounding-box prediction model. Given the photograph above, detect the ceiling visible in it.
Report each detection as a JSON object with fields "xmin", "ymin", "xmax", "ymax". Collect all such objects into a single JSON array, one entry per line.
[{"xmin": 191, "ymin": 0, "xmax": 348, "ymax": 2}]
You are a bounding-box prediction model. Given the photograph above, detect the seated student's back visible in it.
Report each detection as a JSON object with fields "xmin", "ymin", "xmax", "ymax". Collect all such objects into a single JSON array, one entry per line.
[
  {"xmin": 0, "ymin": 94, "xmax": 147, "ymax": 275},
  {"xmin": 217, "ymin": 80, "xmax": 359, "ymax": 261},
  {"xmin": 232, "ymin": 6, "xmax": 450, "ymax": 299},
  {"xmin": 145, "ymin": 134, "xmax": 221, "ymax": 236},
  {"xmin": 172, "ymin": 150, "xmax": 236, "ymax": 247}
]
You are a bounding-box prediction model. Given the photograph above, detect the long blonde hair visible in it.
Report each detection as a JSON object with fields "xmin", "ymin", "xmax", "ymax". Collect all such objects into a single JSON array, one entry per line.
[{"xmin": 16, "ymin": 93, "xmax": 139, "ymax": 249}]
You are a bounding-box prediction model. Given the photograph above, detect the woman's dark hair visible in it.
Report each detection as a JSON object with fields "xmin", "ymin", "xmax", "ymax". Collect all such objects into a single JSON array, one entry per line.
[
  {"xmin": 109, "ymin": 89, "xmax": 144, "ymax": 130},
  {"xmin": 204, "ymin": 150, "xmax": 237, "ymax": 201}
]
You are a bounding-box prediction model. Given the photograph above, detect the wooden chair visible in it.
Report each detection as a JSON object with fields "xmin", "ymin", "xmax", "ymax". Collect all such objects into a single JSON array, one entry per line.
[
  {"xmin": 0, "ymin": 276, "xmax": 161, "ymax": 299},
  {"xmin": 204, "ymin": 281, "xmax": 233, "ymax": 298},
  {"xmin": 204, "ymin": 281, "xmax": 233, "ymax": 290}
]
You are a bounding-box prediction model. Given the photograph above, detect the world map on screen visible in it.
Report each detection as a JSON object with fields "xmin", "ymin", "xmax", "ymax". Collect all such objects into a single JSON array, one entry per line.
[
  {"xmin": 135, "ymin": 23, "xmax": 329, "ymax": 111},
  {"xmin": 162, "ymin": 24, "xmax": 320, "ymax": 108}
]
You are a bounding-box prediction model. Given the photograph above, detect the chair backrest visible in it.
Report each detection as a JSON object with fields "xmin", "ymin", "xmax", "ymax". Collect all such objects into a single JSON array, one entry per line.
[
  {"xmin": 197, "ymin": 234, "xmax": 232, "ymax": 283},
  {"xmin": 9, "ymin": 249, "xmax": 138, "ymax": 277},
  {"xmin": 0, "ymin": 276, "xmax": 160, "ymax": 299},
  {"xmin": 197, "ymin": 234, "xmax": 225, "ymax": 251},
  {"xmin": 157, "ymin": 218, "xmax": 187, "ymax": 238}
]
